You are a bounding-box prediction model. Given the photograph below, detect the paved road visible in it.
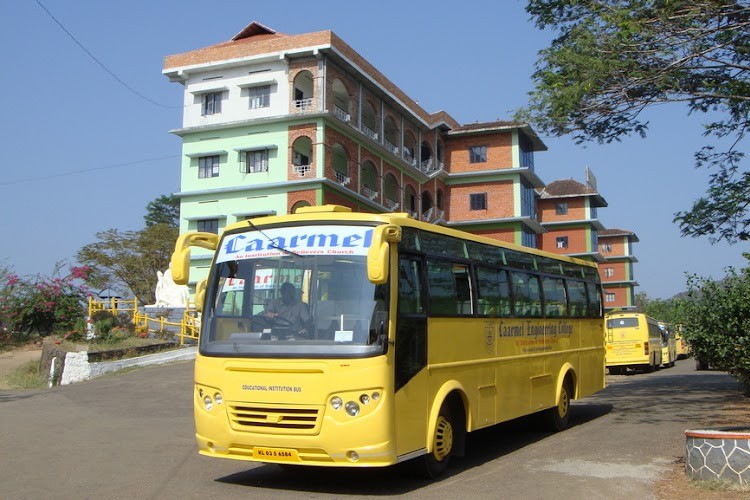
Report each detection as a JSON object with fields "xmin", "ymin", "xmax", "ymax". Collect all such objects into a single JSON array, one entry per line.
[{"xmin": 0, "ymin": 358, "xmax": 742, "ymax": 499}]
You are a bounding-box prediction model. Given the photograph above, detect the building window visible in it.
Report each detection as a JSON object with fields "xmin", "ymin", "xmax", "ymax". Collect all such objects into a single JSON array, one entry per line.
[
  {"xmin": 201, "ymin": 92, "xmax": 222, "ymax": 116},
  {"xmin": 522, "ymin": 228, "xmax": 537, "ymax": 248},
  {"xmin": 469, "ymin": 145, "xmax": 487, "ymax": 163},
  {"xmin": 198, "ymin": 156, "xmax": 220, "ymax": 178},
  {"xmin": 245, "ymin": 150, "xmax": 269, "ymax": 173},
  {"xmin": 248, "ymin": 85, "xmax": 271, "ymax": 109},
  {"xmin": 555, "ymin": 203, "xmax": 568, "ymax": 215},
  {"xmin": 519, "ymin": 133, "xmax": 534, "ymax": 170},
  {"xmin": 556, "ymin": 236, "xmax": 569, "ymax": 249},
  {"xmin": 605, "ymin": 293, "xmax": 616, "ymax": 303},
  {"xmin": 521, "ymin": 180, "xmax": 535, "ymax": 217},
  {"xmin": 470, "ymin": 193, "xmax": 487, "ymax": 210},
  {"xmin": 197, "ymin": 219, "xmax": 219, "ymax": 234},
  {"xmin": 604, "ymin": 268, "xmax": 615, "ymax": 278},
  {"xmin": 602, "ymin": 243, "xmax": 612, "ymax": 253}
]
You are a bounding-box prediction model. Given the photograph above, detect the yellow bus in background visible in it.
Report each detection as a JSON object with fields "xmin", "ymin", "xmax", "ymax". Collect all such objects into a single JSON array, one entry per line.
[
  {"xmin": 658, "ymin": 322, "xmax": 676, "ymax": 368},
  {"xmin": 605, "ymin": 312, "xmax": 663, "ymax": 374},
  {"xmin": 674, "ymin": 325, "xmax": 689, "ymax": 360},
  {"xmin": 171, "ymin": 205, "xmax": 606, "ymax": 477}
]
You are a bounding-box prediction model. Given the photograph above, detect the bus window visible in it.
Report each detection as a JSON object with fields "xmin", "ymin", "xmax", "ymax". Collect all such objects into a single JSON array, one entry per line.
[
  {"xmin": 511, "ymin": 271, "xmax": 542, "ymax": 317},
  {"xmin": 566, "ymin": 280, "xmax": 587, "ymax": 317},
  {"xmin": 427, "ymin": 260, "xmax": 472, "ymax": 315},
  {"xmin": 542, "ymin": 276, "xmax": 567, "ymax": 316},
  {"xmin": 475, "ymin": 266, "xmax": 511, "ymax": 316},
  {"xmin": 398, "ymin": 258, "xmax": 423, "ymax": 314},
  {"xmin": 588, "ymin": 283, "xmax": 603, "ymax": 317}
]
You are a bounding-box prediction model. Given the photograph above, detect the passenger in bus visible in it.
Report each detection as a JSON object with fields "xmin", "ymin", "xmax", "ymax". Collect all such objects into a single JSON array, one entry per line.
[{"xmin": 265, "ymin": 282, "xmax": 312, "ymax": 336}]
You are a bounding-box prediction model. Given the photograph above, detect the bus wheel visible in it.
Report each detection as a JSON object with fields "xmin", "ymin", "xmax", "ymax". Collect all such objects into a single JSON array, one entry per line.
[
  {"xmin": 423, "ymin": 403, "xmax": 454, "ymax": 478},
  {"xmin": 544, "ymin": 378, "xmax": 573, "ymax": 432}
]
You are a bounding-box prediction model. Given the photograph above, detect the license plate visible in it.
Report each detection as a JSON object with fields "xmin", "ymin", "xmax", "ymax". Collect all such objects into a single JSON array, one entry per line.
[{"xmin": 254, "ymin": 447, "xmax": 300, "ymax": 462}]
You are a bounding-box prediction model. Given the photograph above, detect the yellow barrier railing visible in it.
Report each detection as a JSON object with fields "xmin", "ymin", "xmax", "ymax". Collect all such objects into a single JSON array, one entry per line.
[{"xmin": 87, "ymin": 297, "xmax": 200, "ymax": 346}]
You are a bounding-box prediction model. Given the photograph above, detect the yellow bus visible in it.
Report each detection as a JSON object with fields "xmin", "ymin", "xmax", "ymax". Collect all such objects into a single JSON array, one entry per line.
[
  {"xmin": 658, "ymin": 322, "xmax": 676, "ymax": 368},
  {"xmin": 674, "ymin": 325, "xmax": 689, "ymax": 360},
  {"xmin": 171, "ymin": 205, "xmax": 606, "ymax": 477},
  {"xmin": 605, "ymin": 312, "xmax": 663, "ymax": 374}
]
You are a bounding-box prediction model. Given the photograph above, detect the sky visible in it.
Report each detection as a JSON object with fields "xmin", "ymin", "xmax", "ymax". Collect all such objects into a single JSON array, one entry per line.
[{"xmin": 1, "ymin": 0, "xmax": 747, "ymax": 299}]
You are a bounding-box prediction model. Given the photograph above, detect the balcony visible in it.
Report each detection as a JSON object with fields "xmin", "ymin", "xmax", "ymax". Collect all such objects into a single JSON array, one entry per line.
[
  {"xmin": 334, "ymin": 105, "xmax": 351, "ymax": 122},
  {"xmin": 362, "ymin": 124, "xmax": 379, "ymax": 141},
  {"xmin": 384, "ymin": 140, "xmax": 399, "ymax": 155},
  {"xmin": 293, "ymin": 164, "xmax": 311, "ymax": 177},
  {"xmin": 385, "ymin": 199, "xmax": 399, "ymax": 211},
  {"xmin": 335, "ymin": 171, "xmax": 351, "ymax": 186},
  {"xmin": 402, "ymin": 149, "xmax": 417, "ymax": 166},
  {"xmin": 293, "ymin": 98, "xmax": 314, "ymax": 112},
  {"xmin": 362, "ymin": 185, "xmax": 378, "ymax": 200}
]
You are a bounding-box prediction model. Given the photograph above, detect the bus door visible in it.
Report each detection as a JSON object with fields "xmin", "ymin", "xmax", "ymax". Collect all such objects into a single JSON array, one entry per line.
[{"xmin": 394, "ymin": 256, "xmax": 429, "ymax": 457}]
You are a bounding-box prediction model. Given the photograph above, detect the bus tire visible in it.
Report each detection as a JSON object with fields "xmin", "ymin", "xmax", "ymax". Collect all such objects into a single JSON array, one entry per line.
[
  {"xmin": 423, "ymin": 402, "xmax": 454, "ymax": 478},
  {"xmin": 543, "ymin": 377, "xmax": 573, "ymax": 432}
]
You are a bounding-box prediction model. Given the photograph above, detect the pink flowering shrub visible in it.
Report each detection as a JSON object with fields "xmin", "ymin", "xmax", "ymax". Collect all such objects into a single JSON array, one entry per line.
[{"xmin": 0, "ymin": 265, "xmax": 92, "ymax": 338}]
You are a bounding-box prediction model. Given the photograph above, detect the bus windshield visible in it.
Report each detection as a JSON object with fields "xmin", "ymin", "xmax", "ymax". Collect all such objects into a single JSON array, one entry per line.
[{"xmin": 200, "ymin": 225, "xmax": 388, "ymax": 358}]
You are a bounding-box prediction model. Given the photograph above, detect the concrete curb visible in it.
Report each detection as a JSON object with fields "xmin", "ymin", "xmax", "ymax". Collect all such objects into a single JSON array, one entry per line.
[{"xmin": 57, "ymin": 346, "xmax": 197, "ymax": 385}]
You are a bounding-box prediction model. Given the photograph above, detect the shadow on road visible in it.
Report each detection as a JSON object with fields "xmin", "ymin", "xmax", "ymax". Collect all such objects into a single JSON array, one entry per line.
[
  {"xmin": 591, "ymin": 366, "xmax": 744, "ymax": 426},
  {"xmin": 214, "ymin": 403, "xmax": 614, "ymax": 495}
]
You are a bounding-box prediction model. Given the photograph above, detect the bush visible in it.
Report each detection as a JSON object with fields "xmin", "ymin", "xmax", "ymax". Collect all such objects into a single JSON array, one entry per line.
[
  {"xmin": 0, "ymin": 265, "xmax": 91, "ymax": 339},
  {"xmin": 683, "ymin": 256, "xmax": 750, "ymax": 395}
]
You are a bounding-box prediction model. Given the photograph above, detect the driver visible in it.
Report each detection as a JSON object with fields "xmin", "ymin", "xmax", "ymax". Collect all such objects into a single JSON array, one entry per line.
[{"xmin": 265, "ymin": 282, "xmax": 312, "ymax": 336}]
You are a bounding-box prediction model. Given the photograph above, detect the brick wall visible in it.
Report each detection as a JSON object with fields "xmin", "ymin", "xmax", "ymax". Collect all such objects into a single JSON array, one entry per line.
[
  {"xmin": 449, "ymin": 181, "xmax": 514, "ymax": 221},
  {"xmin": 445, "ymin": 132, "xmax": 513, "ymax": 174},
  {"xmin": 537, "ymin": 197, "xmax": 587, "ymax": 222},
  {"xmin": 539, "ymin": 226, "xmax": 590, "ymax": 254}
]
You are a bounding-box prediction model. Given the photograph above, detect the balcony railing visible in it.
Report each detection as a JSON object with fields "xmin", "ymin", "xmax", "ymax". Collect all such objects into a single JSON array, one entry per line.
[
  {"xmin": 334, "ymin": 105, "xmax": 350, "ymax": 122},
  {"xmin": 362, "ymin": 186, "xmax": 378, "ymax": 200},
  {"xmin": 385, "ymin": 199, "xmax": 399, "ymax": 211},
  {"xmin": 362, "ymin": 124, "xmax": 379, "ymax": 141},
  {"xmin": 402, "ymin": 149, "xmax": 417, "ymax": 166},
  {"xmin": 384, "ymin": 140, "xmax": 399, "ymax": 154},
  {"xmin": 335, "ymin": 171, "xmax": 350, "ymax": 186},
  {"xmin": 294, "ymin": 98, "xmax": 314, "ymax": 112},
  {"xmin": 293, "ymin": 164, "xmax": 311, "ymax": 177},
  {"xmin": 422, "ymin": 207, "xmax": 445, "ymax": 221}
]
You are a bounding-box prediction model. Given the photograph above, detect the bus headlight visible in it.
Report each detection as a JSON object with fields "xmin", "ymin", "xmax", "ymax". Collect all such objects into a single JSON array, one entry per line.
[
  {"xmin": 359, "ymin": 394, "xmax": 370, "ymax": 405},
  {"xmin": 203, "ymin": 395, "xmax": 213, "ymax": 411},
  {"xmin": 330, "ymin": 396, "xmax": 343, "ymax": 409},
  {"xmin": 214, "ymin": 393, "xmax": 223, "ymax": 405},
  {"xmin": 345, "ymin": 401, "xmax": 360, "ymax": 416}
]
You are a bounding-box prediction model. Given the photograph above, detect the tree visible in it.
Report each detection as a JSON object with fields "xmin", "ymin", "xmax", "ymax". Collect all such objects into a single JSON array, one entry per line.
[
  {"xmin": 77, "ymin": 223, "xmax": 178, "ymax": 304},
  {"xmin": 521, "ymin": 1, "xmax": 750, "ymax": 242},
  {"xmin": 681, "ymin": 256, "xmax": 750, "ymax": 394},
  {"xmin": 144, "ymin": 194, "xmax": 180, "ymax": 228}
]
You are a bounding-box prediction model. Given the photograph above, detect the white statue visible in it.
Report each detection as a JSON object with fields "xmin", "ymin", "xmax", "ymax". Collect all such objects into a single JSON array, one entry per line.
[{"xmin": 154, "ymin": 268, "xmax": 189, "ymax": 307}]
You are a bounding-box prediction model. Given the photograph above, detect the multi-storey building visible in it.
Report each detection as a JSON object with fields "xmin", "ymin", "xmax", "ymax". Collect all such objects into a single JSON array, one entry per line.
[
  {"xmin": 597, "ymin": 228, "xmax": 639, "ymax": 310},
  {"xmin": 163, "ymin": 21, "xmax": 640, "ymax": 301},
  {"xmin": 163, "ymin": 21, "xmax": 548, "ymax": 283},
  {"xmin": 536, "ymin": 172, "xmax": 639, "ymax": 310},
  {"xmin": 536, "ymin": 172, "xmax": 607, "ymax": 261}
]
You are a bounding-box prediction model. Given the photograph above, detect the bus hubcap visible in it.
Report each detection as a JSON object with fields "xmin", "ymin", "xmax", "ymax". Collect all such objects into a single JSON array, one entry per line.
[
  {"xmin": 558, "ymin": 388, "xmax": 569, "ymax": 417},
  {"xmin": 433, "ymin": 415, "xmax": 453, "ymax": 461}
]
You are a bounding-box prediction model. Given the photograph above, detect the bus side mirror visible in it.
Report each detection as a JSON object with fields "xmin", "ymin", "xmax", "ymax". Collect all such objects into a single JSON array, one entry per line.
[
  {"xmin": 194, "ymin": 279, "xmax": 207, "ymax": 313},
  {"xmin": 171, "ymin": 232, "xmax": 219, "ymax": 285},
  {"xmin": 367, "ymin": 224, "xmax": 401, "ymax": 284}
]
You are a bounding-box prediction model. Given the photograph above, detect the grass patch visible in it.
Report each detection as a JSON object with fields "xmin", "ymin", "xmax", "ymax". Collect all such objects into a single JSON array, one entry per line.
[
  {"xmin": 5, "ymin": 360, "xmax": 47, "ymax": 390},
  {"xmin": 689, "ymin": 478, "xmax": 750, "ymax": 492}
]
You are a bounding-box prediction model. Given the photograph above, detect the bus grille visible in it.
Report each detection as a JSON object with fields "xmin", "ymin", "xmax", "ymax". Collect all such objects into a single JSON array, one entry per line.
[{"xmin": 228, "ymin": 403, "xmax": 321, "ymax": 434}]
